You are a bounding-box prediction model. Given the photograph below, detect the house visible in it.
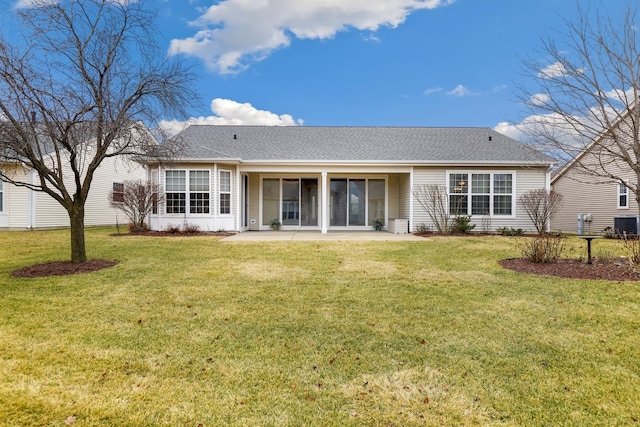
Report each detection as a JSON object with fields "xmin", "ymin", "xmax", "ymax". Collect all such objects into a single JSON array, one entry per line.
[
  {"xmin": 0, "ymin": 120, "xmax": 152, "ymax": 230},
  {"xmin": 0, "ymin": 155, "xmax": 146, "ymax": 229},
  {"xmin": 551, "ymin": 114, "xmax": 640, "ymax": 235},
  {"xmin": 144, "ymin": 126, "xmax": 555, "ymax": 233}
]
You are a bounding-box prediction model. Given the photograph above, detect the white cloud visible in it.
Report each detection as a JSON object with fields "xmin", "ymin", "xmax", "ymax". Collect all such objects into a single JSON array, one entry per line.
[
  {"xmin": 14, "ymin": 0, "xmax": 54, "ymax": 7},
  {"xmin": 423, "ymin": 87, "xmax": 442, "ymax": 96},
  {"xmin": 447, "ymin": 84, "xmax": 471, "ymax": 97},
  {"xmin": 159, "ymin": 98, "xmax": 303, "ymax": 136},
  {"xmin": 530, "ymin": 93, "xmax": 550, "ymax": 106},
  {"xmin": 168, "ymin": 0, "xmax": 455, "ymax": 74},
  {"xmin": 538, "ymin": 61, "xmax": 567, "ymax": 79},
  {"xmin": 537, "ymin": 61, "xmax": 585, "ymax": 79},
  {"xmin": 15, "ymin": 0, "xmax": 134, "ymax": 7}
]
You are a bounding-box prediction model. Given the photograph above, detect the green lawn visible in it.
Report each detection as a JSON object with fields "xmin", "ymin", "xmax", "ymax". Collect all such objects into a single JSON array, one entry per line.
[{"xmin": 0, "ymin": 228, "xmax": 638, "ymax": 426}]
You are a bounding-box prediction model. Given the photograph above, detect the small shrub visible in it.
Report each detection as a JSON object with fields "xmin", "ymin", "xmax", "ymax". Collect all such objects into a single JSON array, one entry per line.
[
  {"xmin": 128, "ymin": 222, "xmax": 149, "ymax": 233},
  {"xmin": 414, "ymin": 223, "xmax": 431, "ymax": 234},
  {"xmin": 603, "ymin": 226, "xmax": 615, "ymax": 239},
  {"xmin": 594, "ymin": 246, "xmax": 618, "ymax": 262},
  {"xmin": 270, "ymin": 219, "xmax": 281, "ymax": 230},
  {"xmin": 451, "ymin": 216, "xmax": 476, "ymax": 234},
  {"xmin": 518, "ymin": 235, "xmax": 565, "ymax": 263},
  {"xmin": 620, "ymin": 233, "xmax": 640, "ymax": 266},
  {"xmin": 372, "ymin": 218, "xmax": 384, "ymax": 231},
  {"xmin": 164, "ymin": 224, "xmax": 181, "ymax": 234},
  {"xmin": 496, "ymin": 226, "xmax": 524, "ymax": 236},
  {"xmin": 183, "ymin": 223, "xmax": 201, "ymax": 234}
]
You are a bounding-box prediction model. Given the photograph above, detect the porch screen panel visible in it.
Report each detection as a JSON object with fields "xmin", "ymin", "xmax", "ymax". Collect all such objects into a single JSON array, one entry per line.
[
  {"xmin": 300, "ymin": 179, "xmax": 318, "ymax": 226},
  {"xmin": 262, "ymin": 178, "xmax": 279, "ymax": 226},
  {"xmin": 349, "ymin": 179, "xmax": 366, "ymax": 226},
  {"xmin": 368, "ymin": 179, "xmax": 385, "ymax": 226},
  {"xmin": 282, "ymin": 179, "xmax": 300, "ymax": 226},
  {"xmin": 330, "ymin": 179, "xmax": 347, "ymax": 226}
]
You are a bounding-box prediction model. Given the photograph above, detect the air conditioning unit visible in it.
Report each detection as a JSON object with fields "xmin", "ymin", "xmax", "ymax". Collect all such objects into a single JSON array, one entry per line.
[{"xmin": 614, "ymin": 216, "xmax": 638, "ymax": 235}]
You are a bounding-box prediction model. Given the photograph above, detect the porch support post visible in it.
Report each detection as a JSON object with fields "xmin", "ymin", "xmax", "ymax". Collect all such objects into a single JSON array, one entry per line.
[
  {"xmin": 321, "ymin": 171, "xmax": 328, "ymax": 234},
  {"xmin": 235, "ymin": 167, "xmax": 241, "ymax": 232}
]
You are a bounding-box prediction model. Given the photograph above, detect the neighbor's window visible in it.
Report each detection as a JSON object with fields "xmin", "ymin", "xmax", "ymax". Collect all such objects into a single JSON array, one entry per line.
[
  {"xmin": 618, "ymin": 183, "xmax": 629, "ymax": 209},
  {"xmin": 219, "ymin": 170, "xmax": 231, "ymax": 215},
  {"xmin": 112, "ymin": 182, "xmax": 125, "ymax": 203},
  {"xmin": 448, "ymin": 172, "xmax": 514, "ymax": 216},
  {"xmin": 189, "ymin": 170, "xmax": 210, "ymax": 214},
  {"xmin": 165, "ymin": 170, "xmax": 186, "ymax": 214}
]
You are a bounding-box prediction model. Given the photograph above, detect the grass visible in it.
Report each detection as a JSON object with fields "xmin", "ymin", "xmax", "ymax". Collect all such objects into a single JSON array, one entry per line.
[{"xmin": 0, "ymin": 228, "xmax": 639, "ymax": 426}]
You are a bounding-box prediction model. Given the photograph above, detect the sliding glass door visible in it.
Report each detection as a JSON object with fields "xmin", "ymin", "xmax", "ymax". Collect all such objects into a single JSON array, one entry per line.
[
  {"xmin": 262, "ymin": 178, "xmax": 318, "ymax": 228},
  {"xmin": 330, "ymin": 178, "xmax": 386, "ymax": 228}
]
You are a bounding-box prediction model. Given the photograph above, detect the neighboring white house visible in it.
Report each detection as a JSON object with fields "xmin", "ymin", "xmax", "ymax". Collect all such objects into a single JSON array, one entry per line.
[
  {"xmin": 0, "ymin": 155, "xmax": 146, "ymax": 229},
  {"xmin": 143, "ymin": 125, "xmax": 554, "ymax": 234}
]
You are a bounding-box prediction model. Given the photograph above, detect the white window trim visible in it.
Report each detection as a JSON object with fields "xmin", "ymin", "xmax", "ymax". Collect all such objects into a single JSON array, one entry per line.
[
  {"xmin": 446, "ymin": 170, "xmax": 516, "ymax": 218},
  {"xmin": 164, "ymin": 169, "xmax": 212, "ymax": 215},
  {"xmin": 0, "ymin": 176, "xmax": 4, "ymax": 213},
  {"xmin": 219, "ymin": 169, "xmax": 232, "ymax": 216},
  {"xmin": 617, "ymin": 182, "xmax": 629, "ymax": 209},
  {"xmin": 112, "ymin": 181, "xmax": 125, "ymax": 205}
]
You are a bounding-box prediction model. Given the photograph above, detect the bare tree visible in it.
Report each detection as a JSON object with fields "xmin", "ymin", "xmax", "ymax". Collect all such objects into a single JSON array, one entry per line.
[
  {"xmin": 412, "ymin": 184, "xmax": 450, "ymax": 234},
  {"xmin": 0, "ymin": 0, "xmax": 196, "ymax": 262},
  {"xmin": 109, "ymin": 180, "xmax": 164, "ymax": 232},
  {"xmin": 516, "ymin": 2, "xmax": 640, "ymax": 215},
  {"xmin": 518, "ymin": 189, "xmax": 564, "ymax": 235}
]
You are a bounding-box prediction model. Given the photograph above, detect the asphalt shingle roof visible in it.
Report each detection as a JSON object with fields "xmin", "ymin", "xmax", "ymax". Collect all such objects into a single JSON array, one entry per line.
[{"xmin": 174, "ymin": 125, "xmax": 553, "ymax": 165}]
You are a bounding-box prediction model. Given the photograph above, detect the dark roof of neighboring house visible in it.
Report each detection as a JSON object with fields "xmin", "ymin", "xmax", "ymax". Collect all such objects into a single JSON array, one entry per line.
[{"xmin": 170, "ymin": 125, "xmax": 554, "ymax": 165}]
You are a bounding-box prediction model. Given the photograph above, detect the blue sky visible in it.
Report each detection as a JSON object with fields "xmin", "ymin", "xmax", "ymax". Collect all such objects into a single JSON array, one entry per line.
[
  {"xmin": 153, "ymin": 0, "xmax": 587, "ymax": 137},
  {"xmin": 7, "ymin": 0, "xmax": 625, "ymax": 140}
]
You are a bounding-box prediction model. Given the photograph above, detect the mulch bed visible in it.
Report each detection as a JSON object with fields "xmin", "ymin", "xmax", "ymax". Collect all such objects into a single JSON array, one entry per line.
[
  {"xmin": 500, "ymin": 258, "xmax": 640, "ymax": 281},
  {"xmin": 11, "ymin": 260, "xmax": 118, "ymax": 278},
  {"xmin": 112, "ymin": 231, "xmax": 235, "ymax": 237}
]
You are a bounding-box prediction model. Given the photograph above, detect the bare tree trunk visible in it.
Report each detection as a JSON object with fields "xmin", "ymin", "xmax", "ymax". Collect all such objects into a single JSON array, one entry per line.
[{"xmin": 69, "ymin": 202, "xmax": 87, "ymax": 263}]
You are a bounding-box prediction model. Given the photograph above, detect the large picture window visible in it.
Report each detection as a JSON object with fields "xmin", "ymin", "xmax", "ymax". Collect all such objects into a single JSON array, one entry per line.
[
  {"xmin": 448, "ymin": 172, "xmax": 514, "ymax": 216},
  {"xmin": 165, "ymin": 170, "xmax": 211, "ymax": 214}
]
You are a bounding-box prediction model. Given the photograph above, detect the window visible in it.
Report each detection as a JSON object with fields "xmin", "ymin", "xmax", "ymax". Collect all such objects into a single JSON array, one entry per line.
[
  {"xmin": 0, "ymin": 179, "xmax": 3, "ymax": 212},
  {"xmin": 112, "ymin": 182, "xmax": 124, "ymax": 203},
  {"xmin": 189, "ymin": 171, "xmax": 210, "ymax": 214},
  {"xmin": 618, "ymin": 183, "xmax": 629, "ymax": 209},
  {"xmin": 165, "ymin": 170, "xmax": 211, "ymax": 214},
  {"xmin": 493, "ymin": 174, "xmax": 513, "ymax": 215},
  {"xmin": 448, "ymin": 171, "xmax": 514, "ymax": 216},
  {"xmin": 219, "ymin": 170, "xmax": 231, "ymax": 215},
  {"xmin": 165, "ymin": 170, "xmax": 186, "ymax": 214}
]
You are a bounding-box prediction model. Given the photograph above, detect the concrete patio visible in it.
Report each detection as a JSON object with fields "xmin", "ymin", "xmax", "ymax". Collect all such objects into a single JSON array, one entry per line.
[{"xmin": 222, "ymin": 231, "xmax": 426, "ymax": 242}]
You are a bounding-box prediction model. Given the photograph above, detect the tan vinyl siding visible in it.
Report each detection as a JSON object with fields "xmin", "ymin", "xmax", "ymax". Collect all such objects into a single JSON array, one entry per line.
[
  {"xmin": 411, "ymin": 168, "xmax": 443, "ymax": 231},
  {"xmin": 412, "ymin": 166, "xmax": 549, "ymax": 233},
  {"xmin": 397, "ymin": 173, "xmax": 411, "ymax": 220},
  {"xmin": 387, "ymin": 174, "xmax": 399, "ymax": 220},
  {"xmin": 552, "ymin": 170, "xmax": 638, "ymax": 235}
]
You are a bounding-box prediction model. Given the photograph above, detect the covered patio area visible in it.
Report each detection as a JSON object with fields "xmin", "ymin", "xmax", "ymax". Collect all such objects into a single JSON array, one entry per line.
[{"xmin": 222, "ymin": 231, "xmax": 425, "ymax": 242}]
